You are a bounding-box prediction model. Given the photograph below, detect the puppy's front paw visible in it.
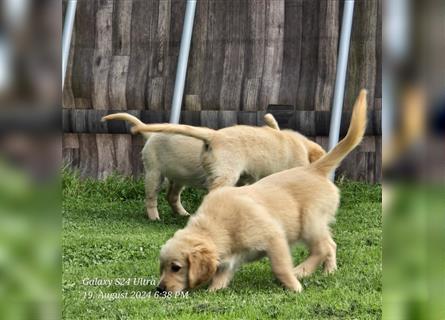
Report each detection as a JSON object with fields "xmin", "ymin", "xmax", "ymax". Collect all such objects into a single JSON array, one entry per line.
[
  {"xmin": 290, "ymin": 280, "xmax": 303, "ymax": 293},
  {"xmin": 323, "ymin": 262, "xmax": 337, "ymax": 275},
  {"xmin": 208, "ymin": 278, "xmax": 230, "ymax": 292},
  {"xmin": 147, "ymin": 209, "xmax": 161, "ymax": 221},
  {"xmin": 293, "ymin": 265, "xmax": 308, "ymax": 279},
  {"xmin": 208, "ymin": 286, "xmax": 224, "ymax": 292},
  {"xmin": 177, "ymin": 209, "xmax": 190, "ymax": 217}
]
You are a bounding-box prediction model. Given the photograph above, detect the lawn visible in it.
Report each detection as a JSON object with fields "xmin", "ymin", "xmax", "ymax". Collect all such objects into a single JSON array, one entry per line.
[{"xmin": 62, "ymin": 172, "xmax": 382, "ymax": 319}]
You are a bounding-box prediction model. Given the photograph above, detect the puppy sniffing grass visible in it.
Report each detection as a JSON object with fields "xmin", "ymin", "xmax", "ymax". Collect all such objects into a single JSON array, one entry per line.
[
  {"xmin": 156, "ymin": 90, "xmax": 367, "ymax": 293},
  {"xmin": 101, "ymin": 113, "xmax": 281, "ymax": 220}
]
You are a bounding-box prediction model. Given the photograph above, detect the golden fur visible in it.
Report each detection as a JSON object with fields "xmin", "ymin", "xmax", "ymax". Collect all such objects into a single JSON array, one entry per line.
[
  {"xmin": 156, "ymin": 90, "xmax": 367, "ymax": 293},
  {"xmin": 102, "ymin": 113, "xmax": 283, "ymax": 220},
  {"xmin": 132, "ymin": 115, "xmax": 326, "ymax": 191}
]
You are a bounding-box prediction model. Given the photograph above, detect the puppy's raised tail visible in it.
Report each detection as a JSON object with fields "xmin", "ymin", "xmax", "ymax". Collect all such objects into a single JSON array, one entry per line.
[
  {"xmin": 264, "ymin": 113, "xmax": 280, "ymax": 130},
  {"xmin": 131, "ymin": 123, "xmax": 216, "ymax": 143},
  {"xmin": 310, "ymin": 89, "xmax": 368, "ymax": 177},
  {"xmin": 101, "ymin": 113, "xmax": 151, "ymax": 139}
]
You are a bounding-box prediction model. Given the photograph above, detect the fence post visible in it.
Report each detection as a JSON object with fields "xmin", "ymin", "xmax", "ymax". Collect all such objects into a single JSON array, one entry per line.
[
  {"xmin": 328, "ymin": 0, "xmax": 355, "ymax": 180},
  {"xmin": 62, "ymin": 0, "xmax": 77, "ymax": 90},
  {"xmin": 169, "ymin": 0, "xmax": 197, "ymax": 124}
]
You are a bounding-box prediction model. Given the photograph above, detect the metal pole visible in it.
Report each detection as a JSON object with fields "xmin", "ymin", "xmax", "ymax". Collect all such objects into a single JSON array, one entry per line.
[
  {"xmin": 169, "ymin": 0, "xmax": 197, "ymax": 124},
  {"xmin": 62, "ymin": 0, "xmax": 77, "ymax": 90},
  {"xmin": 328, "ymin": 0, "xmax": 355, "ymax": 180}
]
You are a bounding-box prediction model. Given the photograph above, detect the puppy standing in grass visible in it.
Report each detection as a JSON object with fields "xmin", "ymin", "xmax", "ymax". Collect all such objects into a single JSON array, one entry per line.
[
  {"xmin": 102, "ymin": 113, "xmax": 281, "ymax": 220},
  {"xmin": 155, "ymin": 90, "xmax": 367, "ymax": 293},
  {"xmin": 132, "ymin": 117, "xmax": 325, "ymax": 191}
]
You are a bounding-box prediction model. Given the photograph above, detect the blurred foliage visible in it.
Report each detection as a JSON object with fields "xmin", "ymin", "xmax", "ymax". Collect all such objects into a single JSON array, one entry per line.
[
  {"xmin": 0, "ymin": 159, "xmax": 59, "ymax": 320},
  {"xmin": 384, "ymin": 184, "xmax": 445, "ymax": 320}
]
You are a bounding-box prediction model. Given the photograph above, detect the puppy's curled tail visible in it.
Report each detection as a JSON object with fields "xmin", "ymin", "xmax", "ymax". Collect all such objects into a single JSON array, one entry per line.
[
  {"xmin": 264, "ymin": 113, "xmax": 280, "ymax": 130},
  {"xmin": 131, "ymin": 123, "xmax": 216, "ymax": 143},
  {"xmin": 101, "ymin": 113, "xmax": 151, "ymax": 139},
  {"xmin": 310, "ymin": 89, "xmax": 368, "ymax": 176}
]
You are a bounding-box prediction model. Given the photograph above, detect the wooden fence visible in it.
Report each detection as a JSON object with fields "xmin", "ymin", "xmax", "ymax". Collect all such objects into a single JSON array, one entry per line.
[{"xmin": 63, "ymin": 0, "xmax": 382, "ymax": 183}]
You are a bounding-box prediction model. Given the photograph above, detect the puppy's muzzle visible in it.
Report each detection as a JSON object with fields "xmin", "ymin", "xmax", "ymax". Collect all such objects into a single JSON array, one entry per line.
[
  {"xmin": 156, "ymin": 285, "xmax": 165, "ymax": 292},
  {"xmin": 155, "ymin": 284, "xmax": 168, "ymax": 296}
]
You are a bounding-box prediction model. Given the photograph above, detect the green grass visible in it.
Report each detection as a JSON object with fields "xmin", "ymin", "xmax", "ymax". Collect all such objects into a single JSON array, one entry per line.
[{"xmin": 62, "ymin": 172, "xmax": 382, "ymax": 319}]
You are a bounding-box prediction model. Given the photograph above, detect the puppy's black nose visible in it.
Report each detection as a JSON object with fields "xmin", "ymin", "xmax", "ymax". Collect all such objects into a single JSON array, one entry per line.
[{"xmin": 156, "ymin": 285, "xmax": 165, "ymax": 293}]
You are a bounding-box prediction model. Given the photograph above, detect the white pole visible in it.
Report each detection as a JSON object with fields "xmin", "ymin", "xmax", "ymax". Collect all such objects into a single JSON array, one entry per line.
[
  {"xmin": 62, "ymin": 0, "xmax": 77, "ymax": 90},
  {"xmin": 169, "ymin": 0, "xmax": 197, "ymax": 124},
  {"xmin": 328, "ymin": 0, "xmax": 355, "ymax": 180}
]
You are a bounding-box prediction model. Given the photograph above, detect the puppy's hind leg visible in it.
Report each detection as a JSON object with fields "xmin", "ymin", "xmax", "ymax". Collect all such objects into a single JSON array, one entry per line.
[
  {"xmin": 267, "ymin": 236, "xmax": 303, "ymax": 292},
  {"xmin": 293, "ymin": 234, "xmax": 334, "ymax": 279},
  {"xmin": 144, "ymin": 170, "xmax": 163, "ymax": 220},
  {"xmin": 323, "ymin": 237, "xmax": 337, "ymax": 275},
  {"xmin": 167, "ymin": 181, "xmax": 189, "ymax": 216}
]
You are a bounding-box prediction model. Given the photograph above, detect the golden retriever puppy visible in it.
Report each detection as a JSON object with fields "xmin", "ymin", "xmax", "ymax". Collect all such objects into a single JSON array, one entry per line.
[
  {"xmin": 102, "ymin": 113, "xmax": 281, "ymax": 220},
  {"xmin": 132, "ymin": 115, "xmax": 325, "ymax": 191},
  {"xmin": 155, "ymin": 90, "xmax": 367, "ymax": 293}
]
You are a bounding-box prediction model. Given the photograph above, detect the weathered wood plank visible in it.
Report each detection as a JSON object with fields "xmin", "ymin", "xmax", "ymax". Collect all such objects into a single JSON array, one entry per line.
[
  {"xmin": 295, "ymin": 111, "xmax": 316, "ymax": 136},
  {"xmin": 126, "ymin": 0, "xmax": 156, "ymax": 109},
  {"xmin": 238, "ymin": 112, "xmax": 258, "ymax": 126},
  {"xmin": 92, "ymin": 0, "xmax": 113, "ymax": 110},
  {"xmin": 185, "ymin": 95, "xmax": 202, "ymax": 111},
  {"xmin": 92, "ymin": 52, "xmax": 112, "ymax": 109},
  {"xmin": 96, "ymin": 134, "xmax": 116, "ymax": 179},
  {"xmin": 131, "ymin": 134, "xmax": 145, "ymax": 177},
  {"xmin": 113, "ymin": 134, "xmax": 133, "ymax": 176},
  {"xmin": 148, "ymin": 77, "xmax": 165, "ymax": 110},
  {"xmin": 74, "ymin": 0, "xmax": 96, "ymax": 48},
  {"xmin": 181, "ymin": 110, "xmax": 201, "ymax": 126},
  {"xmin": 78, "ymin": 134, "xmax": 98, "ymax": 178},
  {"xmin": 153, "ymin": 0, "xmax": 171, "ymax": 110},
  {"xmin": 314, "ymin": 0, "xmax": 339, "ymax": 111},
  {"xmin": 242, "ymin": 0, "xmax": 266, "ymax": 111},
  {"xmin": 295, "ymin": 0, "xmax": 319, "ymax": 110},
  {"xmin": 63, "ymin": 133, "xmax": 80, "ymax": 170},
  {"xmin": 184, "ymin": 0, "xmax": 208, "ymax": 111},
  {"xmin": 71, "ymin": 0, "xmax": 96, "ymax": 108},
  {"xmin": 258, "ymin": 0, "xmax": 285, "ymax": 109},
  {"xmin": 278, "ymin": 0, "xmax": 302, "ymax": 107},
  {"xmin": 145, "ymin": 0, "xmax": 163, "ymax": 111},
  {"xmin": 112, "ymin": 0, "xmax": 133, "ymax": 56},
  {"xmin": 344, "ymin": 0, "xmax": 377, "ymax": 111},
  {"xmin": 201, "ymin": 110, "xmax": 219, "ymax": 129},
  {"xmin": 109, "ymin": 55, "xmax": 130, "ymax": 109},
  {"xmin": 201, "ymin": 0, "xmax": 227, "ymax": 110},
  {"xmin": 218, "ymin": 111, "xmax": 238, "ymax": 128},
  {"xmin": 243, "ymin": 78, "xmax": 262, "ymax": 112},
  {"xmin": 72, "ymin": 48, "xmax": 94, "ymax": 108},
  {"xmin": 164, "ymin": 0, "xmax": 186, "ymax": 110},
  {"xmin": 219, "ymin": 0, "xmax": 247, "ymax": 111}
]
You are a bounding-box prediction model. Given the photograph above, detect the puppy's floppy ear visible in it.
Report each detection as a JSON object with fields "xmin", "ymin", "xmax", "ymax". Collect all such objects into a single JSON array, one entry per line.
[{"xmin": 187, "ymin": 245, "xmax": 217, "ymax": 289}]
